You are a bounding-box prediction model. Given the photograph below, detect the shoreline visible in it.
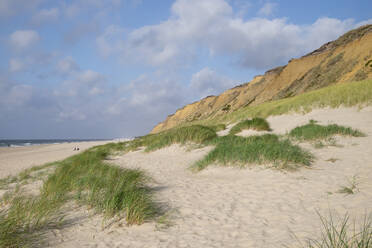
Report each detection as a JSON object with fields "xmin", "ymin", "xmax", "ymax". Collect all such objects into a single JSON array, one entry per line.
[
  {"xmin": 0, "ymin": 140, "xmax": 111, "ymax": 178},
  {"xmin": 0, "ymin": 139, "xmax": 112, "ymax": 148}
]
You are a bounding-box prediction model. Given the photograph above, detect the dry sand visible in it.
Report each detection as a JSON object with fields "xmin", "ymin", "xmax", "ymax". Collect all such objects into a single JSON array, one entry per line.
[
  {"xmin": 1, "ymin": 107, "xmax": 372, "ymax": 247},
  {"xmin": 0, "ymin": 141, "xmax": 110, "ymax": 178}
]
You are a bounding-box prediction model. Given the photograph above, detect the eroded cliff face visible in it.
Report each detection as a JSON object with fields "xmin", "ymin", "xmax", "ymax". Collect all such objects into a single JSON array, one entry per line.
[{"xmin": 151, "ymin": 25, "xmax": 372, "ymax": 134}]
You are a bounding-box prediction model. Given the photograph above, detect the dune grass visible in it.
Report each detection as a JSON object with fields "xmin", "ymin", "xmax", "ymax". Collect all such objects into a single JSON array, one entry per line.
[
  {"xmin": 0, "ymin": 193, "xmax": 64, "ymax": 248},
  {"xmin": 289, "ymin": 120, "xmax": 365, "ymax": 141},
  {"xmin": 193, "ymin": 134, "xmax": 313, "ymax": 171},
  {"xmin": 125, "ymin": 125, "xmax": 217, "ymax": 152},
  {"xmin": 229, "ymin": 118, "xmax": 271, "ymax": 135},
  {"xmin": 42, "ymin": 147, "xmax": 157, "ymax": 223},
  {"xmin": 207, "ymin": 124, "xmax": 226, "ymax": 132},
  {"xmin": 0, "ymin": 143, "xmax": 158, "ymax": 247},
  {"xmin": 303, "ymin": 212, "xmax": 372, "ymax": 248}
]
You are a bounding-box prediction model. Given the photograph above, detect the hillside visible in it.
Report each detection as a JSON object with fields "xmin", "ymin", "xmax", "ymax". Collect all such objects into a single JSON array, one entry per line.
[{"xmin": 151, "ymin": 24, "xmax": 372, "ymax": 133}]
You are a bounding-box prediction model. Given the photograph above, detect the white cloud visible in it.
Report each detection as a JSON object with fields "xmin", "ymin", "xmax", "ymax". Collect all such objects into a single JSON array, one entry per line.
[
  {"xmin": 78, "ymin": 70, "xmax": 104, "ymax": 84},
  {"xmin": 190, "ymin": 67, "xmax": 235, "ymax": 98},
  {"xmin": 96, "ymin": 25, "xmax": 126, "ymax": 57},
  {"xmin": 100, "ymin": 0, "xmax": 367, "ymax": 70},
  {"xmin": 258, "ymin": 2, "xmax": 277, "ymax": 16},
  {"xmin": 54, "ymin": 69, "xmax": 106, "ymax": 99},
  {"xmin": 7, "ymin": 85, "xmax": 33, "ymax": 106},
  {"xmin": 9, "ymin": 58, "xmax": 24, "ymax": 72},
  {"xmin": 89, "ymin": 87, "xmax": 104, "ymax": 95},
  {"xmin": 105, "ymin": 73, "xmax": 187, "ymax": 120},
  {"xmin": 9, "ymin": 30, "xmax": 40, "ymax": 50},
  {"xmin": 0, "ymin": 78, "xmax": 34, "ymax": 108},
  {"xmin": 57, "ymin": 57, "xmax": 80, "ymax": 75},
  {"xmin": 32, "ymin": 8, "xmax": 59, "ymax": 24}
]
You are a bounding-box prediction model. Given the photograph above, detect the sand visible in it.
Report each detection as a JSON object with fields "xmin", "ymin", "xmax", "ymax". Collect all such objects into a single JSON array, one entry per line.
[
  {"xmin": 1, "ymin": 107, "xmax": 372, "ymax": 247},
  {"xmin": 0, "ymin": 141, "xmax": 110, "ymax": 178}
]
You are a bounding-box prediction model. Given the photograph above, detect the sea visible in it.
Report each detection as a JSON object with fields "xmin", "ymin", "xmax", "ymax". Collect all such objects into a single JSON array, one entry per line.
[{"xmin": 0, "ymin": 139, "xmax": 110, "ymax": 148}]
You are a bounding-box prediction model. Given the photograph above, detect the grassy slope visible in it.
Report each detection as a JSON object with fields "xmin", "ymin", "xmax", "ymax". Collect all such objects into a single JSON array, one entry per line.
[{"xmin": 194, "ymin": 79, "xmax": 372, "ymax": 126}]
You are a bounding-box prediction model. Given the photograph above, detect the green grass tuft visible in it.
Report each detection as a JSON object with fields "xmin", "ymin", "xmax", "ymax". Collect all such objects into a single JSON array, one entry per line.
[
  {"xmin": 207, "ymin": 124, "xmax": 226, "ymax": 132},
  {"xmin": 127, "ymin": 125, "xmax": 217, "ymax": 152},
  {"xmin": 193, "ymin": 134, "xmax": 313, "ymax": 171},
  {"xmin": 337, "ymin": 176, "xmax": 359, "ymax": 195},
  {"xmin": 0, "ymin": 194, "xmax": 64, "ymax": 248},
  {"xmin": 41, "ymin": 146, "xmax": 157, "ymax": 224},
  {"xmin": 289, "ymin": 121, "xmax": 365, "ymax": 141},
  {"xmin": 229, "ymin": 118, "xmax": 271, "ymax": 135},
  {"xmin": 303, "ymin": 212, "xmax": 372, "ymax": 248}
]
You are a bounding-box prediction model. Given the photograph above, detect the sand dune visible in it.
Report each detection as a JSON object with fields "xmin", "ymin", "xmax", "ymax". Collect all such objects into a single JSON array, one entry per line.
[{"xmin": 39, "ymin": 107, "xmax": 372, "ymax": 247}]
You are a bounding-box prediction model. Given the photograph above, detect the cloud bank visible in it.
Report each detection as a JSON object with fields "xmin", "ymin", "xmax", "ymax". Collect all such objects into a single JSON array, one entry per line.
[
  {"xmin": 100, "ymin": 0, "xmax": 364, "ymax": 69},
  {"xmin": 1, "ymin": 0, "xmax": 371, "ymax": 139}
]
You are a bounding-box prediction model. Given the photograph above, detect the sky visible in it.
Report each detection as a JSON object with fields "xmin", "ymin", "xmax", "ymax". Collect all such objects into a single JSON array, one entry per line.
[{"xmin": 0, "ymin": 0, "xmax": 371, "ymax": 139}]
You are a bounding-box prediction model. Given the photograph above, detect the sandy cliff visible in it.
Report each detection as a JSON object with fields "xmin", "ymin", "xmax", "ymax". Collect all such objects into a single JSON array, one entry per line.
[{"xmin": 151, "ymin": 25, "xmax": 372, "ymax": 133}]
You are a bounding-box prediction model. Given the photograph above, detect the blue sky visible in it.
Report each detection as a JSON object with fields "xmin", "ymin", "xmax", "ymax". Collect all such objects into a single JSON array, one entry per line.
[{"xmin": 0, "ymin": 0, "xmax": 371, "ymax": 139}]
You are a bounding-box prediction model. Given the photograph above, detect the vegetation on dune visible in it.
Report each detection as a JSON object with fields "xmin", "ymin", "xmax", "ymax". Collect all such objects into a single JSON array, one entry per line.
[
  {"xmin": 229, "ymin": 118, "xmax": 271, "ymax": 135},
  {"xmin": 2, "ymin": 89, "xmax": 368, "ymax": 245},
  {"xmin": 43, "ymin": 147, "xmax": 157, "ymax": 223},
  {"xmin": 0, "ymin": 143, "xmax": 158, "ymax": 247},
  {"xmin": 207, "ymin": 124, "xmax": 226, "ymax": 132},
  {"xmin": 115, "ymin": 124, "xmax": 312, "ymax": 172},
  {"xmin": 194, "ymin": 79, "xmax": 372, "ymax": 126},
  {"xmin": 301, "ymin": 212, "xmax": 372, "ymax": 248},
  {"xmin": 0, "ymin": 193, "xmax": 64, "ymax": 247},
  {"xmin": 289, "ymin": 120, "xmax": 365, "ymax": 141},
  {"xmin": 193, "ymin": 134, "xmax": 313, "ymax": 171},
  {"xmin": 124, "ymin": 125, "xmax": 217, "ymax": 152}
]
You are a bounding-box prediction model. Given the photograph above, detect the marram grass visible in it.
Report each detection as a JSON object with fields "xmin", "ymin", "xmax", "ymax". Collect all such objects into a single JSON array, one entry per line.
[
  {"xmin": 207, "ymin": 124, "xmax": 226, "ymax": 132},
  {"xmin": 0, "ymin": 143, "xmax": 158, "ymax": 247},
  {"xmin": 123, "ymin": 125, "xmax": 217, "ymax": 152},
  {"xmin": 229, "ymin": 117, "xmax": 271, "ymax": 135},
  {"xmin": 42, "ymin": 147, "xmax": 157, "ymax": 224},
  {"xmin": 193, "ymin": 134, "xmax": 313, "ymax": 171},
  {"xmin": 120, "ymin": 125, "xmax": 312, "ymax": 171},
  {"xmin": 289, "ymin": 121, "xmax": 365, "ymax": 141},
  {"xmin": 300, "ymin": 212, "xmax": 372, "ymax": 248}
]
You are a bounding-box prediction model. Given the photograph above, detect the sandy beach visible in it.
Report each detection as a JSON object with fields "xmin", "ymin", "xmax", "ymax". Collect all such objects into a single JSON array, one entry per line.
[
  {"xmin": 0, "ymin": 141, "xmax": 110, "ymax": 178},
  {"xmin": 1, "ymin": 107, "xmax": 371, "ymax": 247}
]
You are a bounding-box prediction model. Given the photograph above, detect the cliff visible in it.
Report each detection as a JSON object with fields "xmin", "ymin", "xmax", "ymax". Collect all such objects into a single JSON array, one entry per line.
[{"xmin": 151, "ymin": 25, "xmax": 372, "ymax": 133}]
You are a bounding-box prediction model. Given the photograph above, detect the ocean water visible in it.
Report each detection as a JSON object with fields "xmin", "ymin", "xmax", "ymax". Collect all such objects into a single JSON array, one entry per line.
[{"xmin": 0, "ymin": 139, "xmax": 108, "ymax": 148}]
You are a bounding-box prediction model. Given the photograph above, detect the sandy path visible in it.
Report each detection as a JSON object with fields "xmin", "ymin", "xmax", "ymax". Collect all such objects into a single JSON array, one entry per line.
[
  {"xmin": 0, "ymin": 141, "xmax": 110, "ymax": 178},
  {"xmin": 49, "ymin": 107, "xmax": 372, "ymax": 248}
]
